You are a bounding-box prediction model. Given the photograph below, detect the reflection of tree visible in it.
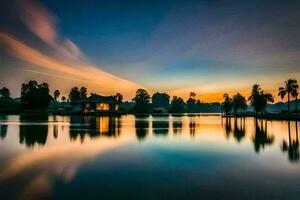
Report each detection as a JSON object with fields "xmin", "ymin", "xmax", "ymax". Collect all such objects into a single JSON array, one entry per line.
[
  {"xmin": 189, "ymin": 117, "xmax": 196, "ymax": 137},
  {"xmin": 252, "ymin": 119, "xmax": 274, "ymax": 153},
  {"xmin": 224, "ymin": 117, "xmax": 232, "ymax": 138},
  {"xmin": 233, "ymin": 118, "xmax": 245, "ymax": 142},
  {"xmin": 19, "ymin": 115, "xmax": 48, "ymax": 147},
  {"xmin": 135, "ymin": 117, "xmax": 149, "ymax": 141},
  {"xmin": 0, "ymin": 115, "xmax": 7, "ymax": 139},
  {"xmin": 153, "ymin": 119, "xmax": 169, "ymax": 136},
  {"xmin": 281, "ymin": 121, "xmax": 299, "ymax": 162},
  {"xmin": 69, "ymin": 116, "xmax": 119, "ymax": 142},
  {"xmin": 53, "ymin": 116, "xmax": 58, "ymax": 138},
  {"xmin": 173, "ymin": 117, "xmax": 182, "ymax": 134}
]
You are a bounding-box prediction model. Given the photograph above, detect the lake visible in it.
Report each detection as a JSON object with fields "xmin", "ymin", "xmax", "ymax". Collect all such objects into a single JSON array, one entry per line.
[{"xmin": 0, "ymin": 114, "xmax": 299, "ymax": 200}]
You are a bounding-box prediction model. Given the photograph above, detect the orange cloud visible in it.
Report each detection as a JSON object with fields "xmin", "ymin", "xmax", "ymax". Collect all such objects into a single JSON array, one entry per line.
[{"xmin": 0, "ymin": 32, "xmax": 144, "ymax": 98}]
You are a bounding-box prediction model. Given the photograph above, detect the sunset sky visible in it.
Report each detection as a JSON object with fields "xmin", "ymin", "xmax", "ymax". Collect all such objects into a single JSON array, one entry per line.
[{"xmin": 1, "ymin": 0, "xmax": 300, "ymax": 102}]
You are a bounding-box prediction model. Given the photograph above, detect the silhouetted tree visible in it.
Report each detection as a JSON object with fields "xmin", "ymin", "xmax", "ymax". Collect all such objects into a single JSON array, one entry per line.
[
  {"xmin": 186, "ymin": 92, "xmax": 197, "ymax": 113},
  {"xmin": 132, "ymin": 89, "xmax": 151, "ymax": 113},
  {"xmin": 248, "ymin": 84, "xmax": 273, "ymax": 115},
  {"xmin": 152, "ymin": 92, "xmax": 170, "ymax": 108},
  {"xmin": 61, "ymin": 96, "xmax": 66, "ymax": 102},
  {"xmin": 21, "ymin": 80, "xmax": 52, "ymax": 109},
  {"xmin": 169, "ymin": 96, "xmax": 185, "ymax": 113},
  {"xmin": 53, "ymin": 90, "xmax": 60, "ymax": 102},
  {"xmin": 278, "ymin": 79, "xmax": 299, "ymax": 114},
  {"xmin": 222, "ymin": 93, "xmax": 232, "ymax": 115},
  {"xmin": 291, "ymin": 85, "xmax": 299, "ymax": 115},
  {"xmin": 232, "ymin": 93, "xmax": 247, "ymax": 114},
  {"xmin": 248, "ymin": 84, "xmax": 263, "ymax": 114},
  {"xmin": 115, "ymin": 93, "xmax": 123, "ymax": 104},
  {"xmin": 262, "ymin": 92, "xmax": 274, "ymax": 114},
  {"xmin": 68, "ymin": 87, "xmax": 81, "ymax": 103},
  {"xmin": 0, "ymin": 87, "xmax": 10, "ymax": 99},
  {"xmin": 79, "ymin": 87, "xmax": 88, "ymax": 99}
]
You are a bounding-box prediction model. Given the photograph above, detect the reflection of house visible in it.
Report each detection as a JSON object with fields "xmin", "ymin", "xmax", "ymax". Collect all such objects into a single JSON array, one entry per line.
[
  {"xmin": 152, "ymin": 106, "xmax": 168, "ymax": 113},
  {"xmin": 72, "ymin": 94, "xmax": 118, "ymax": 114}
]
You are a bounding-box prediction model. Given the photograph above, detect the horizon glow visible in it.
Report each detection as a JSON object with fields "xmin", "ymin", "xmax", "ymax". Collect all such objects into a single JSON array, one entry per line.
[{"xmin": 0, "ymin": 0, "xmax": 300, "ymax": 102}]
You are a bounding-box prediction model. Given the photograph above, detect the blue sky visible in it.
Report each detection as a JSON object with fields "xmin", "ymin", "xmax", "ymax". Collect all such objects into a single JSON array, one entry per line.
[{"xmin": 0, "ymin": 0, "xmax": 300, "ymax": 101}]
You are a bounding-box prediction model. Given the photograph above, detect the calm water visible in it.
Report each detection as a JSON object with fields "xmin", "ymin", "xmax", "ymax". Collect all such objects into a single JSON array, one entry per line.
[{"xmin": 0, "ymin": 114, "xmax": 299, "ymax": 200}]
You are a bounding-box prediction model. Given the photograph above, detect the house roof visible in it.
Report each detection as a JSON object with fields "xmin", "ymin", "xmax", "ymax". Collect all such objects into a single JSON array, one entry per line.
[{"xmin": 79, "ymin": 94, "xmax": 116, "ymax": 104}]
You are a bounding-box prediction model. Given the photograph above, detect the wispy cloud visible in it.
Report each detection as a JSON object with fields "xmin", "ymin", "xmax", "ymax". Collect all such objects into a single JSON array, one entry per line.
[
  {"xmin": 0, "ymin": 32, "xmax": 143, "ymax": 97},
  {"xmin": 0, "ymin": 0, "xmax": 145, "ymax": 98}
]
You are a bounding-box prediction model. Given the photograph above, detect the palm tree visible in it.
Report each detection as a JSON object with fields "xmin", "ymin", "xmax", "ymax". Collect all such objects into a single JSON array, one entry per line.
[
  {"xmin": 291, "ymin": 87, "xmax": 299, "ymax": 115},
  {"xmin": 278, "ymin": 79, "xmax": 298, "ymax": 114},
  {"xmin": 262, "ymin": 92, "xmax": 274, "ymax": 114},
  {"xmin": 248, "ymin": 84, "xmax": 263, "ymax": 115},
  {"xmin": 222, "ymin": 93, "xmax": 232, "ymax": 115}
]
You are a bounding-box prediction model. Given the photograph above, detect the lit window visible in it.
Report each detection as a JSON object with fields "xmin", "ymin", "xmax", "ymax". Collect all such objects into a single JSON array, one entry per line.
[{"xmin": 96, "ymin": 103, "xmax": 109, "ymax": 110}]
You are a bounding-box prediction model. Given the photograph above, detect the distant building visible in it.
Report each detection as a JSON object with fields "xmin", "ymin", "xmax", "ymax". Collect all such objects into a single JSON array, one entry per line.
[{"xmin": 71, "ymin": 94, "xmax": 118, "ymax": 114}]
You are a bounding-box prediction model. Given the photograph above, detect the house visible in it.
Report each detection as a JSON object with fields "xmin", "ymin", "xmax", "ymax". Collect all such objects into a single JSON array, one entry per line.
[{"xmin": 72, "ymin": 94, "xmax": 118, "ymax": 114}]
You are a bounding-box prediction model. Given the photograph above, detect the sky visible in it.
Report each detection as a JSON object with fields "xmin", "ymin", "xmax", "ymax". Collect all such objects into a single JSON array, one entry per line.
[{"xmin": 0, "ymin": 0, "xmax": 300, "ymax": 102}]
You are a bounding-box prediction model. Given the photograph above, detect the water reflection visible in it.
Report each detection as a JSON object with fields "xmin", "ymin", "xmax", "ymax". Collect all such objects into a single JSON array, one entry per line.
[
  {"xmin": 281, "ymin": 121, "xmax": 299, "ymax": 162},
  {"xmin": 1, "ymin": 115, "xmax": 300, "ymax": 200},
  {"xmin": 152, "ymin": 117, "xmax": 169, "ymax": 136},
  {"xmin": 233, "ymin": 118, "xmax": 246, "ymax": 142},
  {"xmin": 135, "ymin": 117, "xmax": 149, "ymax": 141},
  {"xmin": 223, "ymin": 117, "xmax": 246, "ymax": 142},
  {"xmin": 252, "ymin": 119, "xmax": 274, "ymax": 153},
  {"xmin": 189, "ymin": 116, "xmax": 196, "ymax": 137},
  {"xmin": 224, "ymin": 117, "xmax": 232, "ymax": 138},
  {"xmin": 0, "ymin": 115, "xmax": 7, "ymax": 139},
  {"xmin": 173, "ymin": 116, "xmax": 182, "ymax": 134},
  {"xmin": 19, "ymin": 115, "xmax": 48, "ymax": 147},
  {"xmin": 70, "ymin": 116, "xmax": 120, "ymax": 142}
]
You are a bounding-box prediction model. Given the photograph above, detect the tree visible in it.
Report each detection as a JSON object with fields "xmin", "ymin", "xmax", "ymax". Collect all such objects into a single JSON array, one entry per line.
[
  {"xmin": 278, "ymin": 79, "xmax": 299, "ymax": 114},
  {"xmin": 248, "ymin": 84, "xmax": 274, "ymax": 115},
  {"xmin": 291, "ymin": 89, "xmax": 299, "ymax": 115},
  {"xmin": 248, "ymin": 84, "xmax": 263, "ymax": 114},
  {"xmin": 186, "ymin": 92, "xmax": 197, "ymax": 112},
  {"xmin": 152, "ymin": 92, "xmax": 170, "ymax": 108},
  {"xmin": 21, "ymin": 80, "xmax": 52, "ymax": 109},
  {"xmin": 0, "ymin": 87, "xmax": 10, "ymax": 99},
  {"xmin": 53, "ymin": 90, "xmax": 60, "ymax": 102},
  {"xmin": 190, "ymin": 92, "xmax": 196, "ymax": 99},
  {"xmin": 232, "ymin": 93, "xmax": 247, "ymax": 114},
  {"xmin": 79, "ymin": 87, "xmax": 87, "ymax": 99},
  {"xmin": 132, "ymin": 89, "xmax": 151, "ymax": 113},
  {"xmin": 115, "ymin": 93, "xmax": 123, "ymax": 104},
  {"xmin": 61, "ymin": 96, "xmax": 67, "ymax": 102},
  {"xmin": 262, "ymin": 92, "xmax": 274, "ymax": 114},
  {"xmin": 222, "ymin": 93, "xmax": 232, "ymax": 115},
  {"xmin": 68, "ymin": 87, "xmax": 81, "ymax": 103},
  {"xmin": 169, "ymin": 96, "xmax": 185, "ymax": 113}
]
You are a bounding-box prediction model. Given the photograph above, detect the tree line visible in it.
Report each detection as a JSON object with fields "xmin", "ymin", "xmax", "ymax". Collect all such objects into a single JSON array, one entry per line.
[
  {"xmin": 131, "ymin": 89, "xmax": 220, "ymax": 113},
  {"xmin": 0, "ymin": 79, "xmax": 298, "ymax": 114},
  {"xmin": 0, "ymin": 80, "xmax": 122, "ymax": 109},
  {"xmin": 222, "ymin": 79, "xmax": 299, "ymax": 115}
]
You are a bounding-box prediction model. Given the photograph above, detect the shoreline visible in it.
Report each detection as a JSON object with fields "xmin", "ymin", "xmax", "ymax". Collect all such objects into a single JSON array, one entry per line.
[{"xmin": 1, "ymin": 109, "xmax": 299, "ymax": 121}]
